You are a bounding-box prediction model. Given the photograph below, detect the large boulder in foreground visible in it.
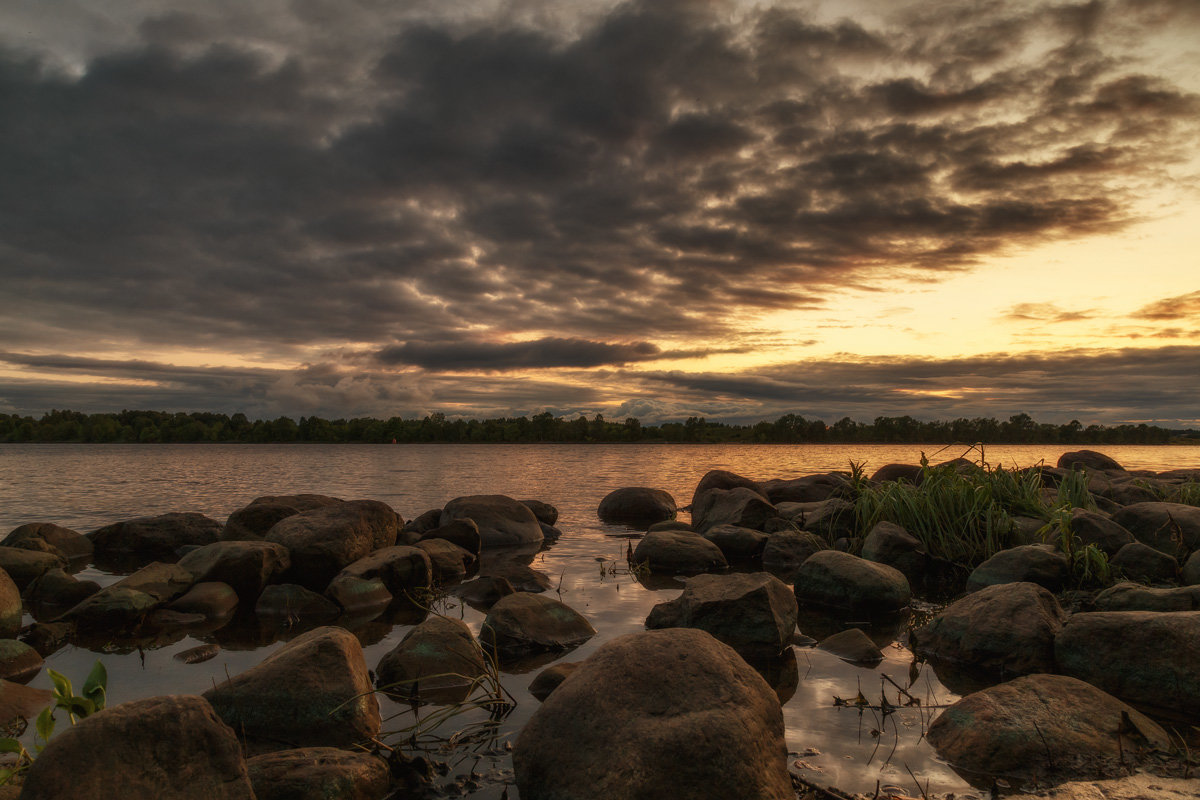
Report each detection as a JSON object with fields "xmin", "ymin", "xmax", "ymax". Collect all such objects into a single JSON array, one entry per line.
[
  {"xmin": 965, "ymin": 544, "xmax": 1068, "ymax": 594},
  {"xmin": 375, "ymin": 615, "xmax": 488, "ymax": 704},
  {"xmin": 514, "ymin": 628, "xmax": 791, "ymax": 800},
  {"xmin": 912, "ymin": 582, "xmax": 1066, "ymax": 678},
  {"xmin": 203, "ymin": 626, "xmax": 380, "ymax": 751},
  {"xmin": 632, "ymin": 530, "xmax": 727, "ymax": 574},
  {"xmin": 1111, "ymin": 502, "xmax": 1200, "ymax": 556},
  {"xmin": 440, "ymin": 495, "xmax": 543, "ymax": 547},
  {"xmin": 246, "ymin": 747, "xmax": 390, "ymax": 800},
  {"xmin": 646, "ymin": 573, "xmax": 797, "ymax": 655},
  {"xmin": 18, "ymin": 694, "xmax": 254, "ymax": 800},
  {"xmin": 793, "ymin": 550, "xmax": 911, "ymax": 614},
  {"xmin": 1055, "ymin": 610, "xmax": 1200, "ymax": 717},
  {"xmin": 928, "ymin": 674, "xmax": 1169, "ymax": 785},
  {"xmin": 480, "ymin": 592, "xmax": 595, "ymax": 659},
  {"xmin": 597, "ymin": 487, "xmax": 677, "ymax": 526},
  {"xmin": 266, "ymin": 500, "xmax": 400, "ymax": 589},
  {"xmin": 90, "ymin": 512, "xmax": 222, "ymax": 561},
  {"xmin": 177, "ymin": 540, "xmax": 292, "ymax": 602}
]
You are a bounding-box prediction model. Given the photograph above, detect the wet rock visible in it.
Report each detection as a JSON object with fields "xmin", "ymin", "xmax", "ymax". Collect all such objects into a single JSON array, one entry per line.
[
  {"xmin": 966, "ymin": 544, "xmax": 1068, "ymax": 594},
  {"xmin": 689, "ymin": 470, "xmax": 763, "ymax": 510},
  {"xmin": 1111, "ymin": 502, "xmax": 1200, "ymax": 556},
  {"xmin": 529, "ymin": 662, "xmax": 581, "ymax": 701},
  {"xmin": 480, "ymin": 563, "xmax": 552, "ymax": 593},
  {"xmin": 480, "ymin": 592, "xmax": 596, "ymax": 659},
  {"xmin": 520, "ymin": 500, "xmax": 559, "ymax": 526},
  {"xmin": 691, "ymin": 487, "xmax": 777, "ymax": 533},
  {"xmin": 632, "ymin": 530, "xmax": 727, "ymax": 574},
  {"xmin": 0, "ymin": 639, "xmax": 43, "ymax": 683},
  {"xmin": 246, "ymin": 747, "xmax": 390, "ymax": 800},
  {"xmin": 203, "ymin": 626, "xmax": 380, "ymax": 751},
  {"xmin": 927, "ymin": 674, "xmax": 1168, "ymax": 785},
  {"xmin": 222, "ymin": 494, "xmax": 343, "ymax": 541},
  {"xmin": 266, "ymin": 500, "xmax": 401, "ymax": 590},
  {"xmin": 167, "ymin": 581, "xmax": 239, "ymax": 620},
  {"xmin": 646, "ymin": 573, "xmax": 797, "ymax": 655},
  {"xmin": 2, "ymin": 522, "xmax": 93, "ymax": 561},
  {"xmin": 336, "ymin": 546, "xmax": 432, "ymax": 606},
  {"xmin": 24, "ymin": 568, "xmax": 101, "ymax": 620},
  {"xmin": 1055, "ymin": 610, "xmax": 1200, "ymax": 717},
  {"xmin": 701, "ymin": 524, "xmax": 768, "ymax": 560},
  {"xmin": 175, "ymin": 643, "xmax": 221, "ymax": 664},
  {"xmin": 255, "ymin": 584, "xmax": 341, "ymax": 620},
  {"xmin": 415, "ymin": 538, "xmax": 475, "ymax": 584},
  {"xmin": 1065, "ymin": 509, "xmax": 1134, "ymax": 556},
  {"xmin": 539, "ymin": 522, "xmax": 563, "ymax": 541},
  {"xmin": 90, "ymin": 512, "xmax": 222, "ymax": 562},
  {"xmin": 65, "ymin": 562, "xmax": 194, "ymax": 631},
  {"xmin": 1184, "ymin": 550, "xmax": 1200, "ymax": 585},
  {"xmin": 870, "ymin": 463, "xmax": 924, "ymax": 484},
  {"xmin": 418, "ymin": 518, "xmax": 481, "ymax": 556},
  {"xmin": 20, "ymin": 621, "xmax": 74, "ymax": 657},
  {"xmin": 441, "ymin": 494, "xmax": 544, "ymax": 547},
  {"xmin": 861, "ymin": 521, "xmax": 926, "ymax": 584},
  {"xmin": 647, "ymin": 520, "xmax": 694, "ymax": 533},
  {"xmin": 117, "ymin": 561, "xmax": 195, "ymax": 601},
  {"xmin": 0, "ymin": 678, "xmax": 52, "ymax": 725},
  {"xmin": 177, "ymin": 541, "xmax": 292, "ymax": 602},
  {"xmin": 760, "ymin": 473, "xmax": 848, "ymax": 503},
  {"xmin": 761, "ymin": 530, "xmax": 825, "ymax": 581},
  {"xmin": 514, "ymin": 628, "xmax": 792, "ymax": 800},
  {"xmin": 793, "ymin": 551, "xmax": 911, "ymax": 614},
  {"xmin": 1103, "ymin": 481, "xmax": 1160, "ymax": 506},
  {"xmin": 401, "ymin": 508, "xmax": 442, "ymax": 537},
  {"xmin": 1110, "ymin": 541, "xmax": 1177, "ymax": 584},
  {"xmin": 19, "ymin": 695, "xmax": 255, "ymax": 800},
  {"xmin": 1058, "ymin": 450, "xmax": 1125, "ymax": 472},
  {"xmin": 451, "ymin": 576, "xmax": 515, "ymax": 609},
  {"xmin": 597, "ymin": 487, "xmax": 678, "ymax": 526},
  {"xmin": 913, "ymin": 582, "xmax": 1066, "ymax": 678},
  {"xmin": 817, "ymin": 628, "xmax": 883, "ymax": 665},
  {"xmin": 0, "ymin": 569, "xmax": 21, "ymax": 638},
  {"xmin": 0, "ymin": 547, "xmax": 64, "ymax": 591},
  {"xmin": 375, "ymin": 615, "xmax": 487, "ymax": 703},
  {"xmin": 802, "ymin": 498, "xmax": 856, "ymax": 540},
  {"xmin": 1093, "ymin": 581, "xmax": 1200, "ymax": 611},
  {"xmin": 325, "ymin": 575, "xmax": 392, "ymax": 615}
]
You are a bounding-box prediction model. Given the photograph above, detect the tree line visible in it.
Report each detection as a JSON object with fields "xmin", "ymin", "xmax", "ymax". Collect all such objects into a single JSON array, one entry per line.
[{"xmin": 0, "ymin": 409, "xmax": 1193, "ymax": 445}]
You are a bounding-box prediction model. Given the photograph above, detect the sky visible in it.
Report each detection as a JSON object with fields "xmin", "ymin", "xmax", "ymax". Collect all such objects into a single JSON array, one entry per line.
[{"xmin": 1, "ymin": 0, "xmax": 1198, "ymax": 426}]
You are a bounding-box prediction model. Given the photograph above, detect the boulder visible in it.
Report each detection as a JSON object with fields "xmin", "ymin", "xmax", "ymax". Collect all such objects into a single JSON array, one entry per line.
[
  {"xmin": 479, "ymin": 563, "xmax": 552, "ymax": 593},
  {"xmin": 324, "ymin": 575, "xmax": 392, "ymax": 615},
  {"xmin": 1110, "ymin": 541, "xmax": 1177, "ymax": 583},
  {"xmin": 645, "ymin": 573, "xmax": 797, "ymax": 655},
  {"xmin": 691, "ymin": 487, "xmax": 777, "ymax": 533},
  {"xmin": 2, "ymin": 522, "xmax": 93, "ymax": 561},
  {"xmin": 418, "ymin": 519, "xmax": 481, "ymax": 556},
  {"xmin": 90, "ymin": 512, "xmax": 222, "ymax": 561},
  {"xmin": 0, "ymin": 569, "xmax": 21, "ymax": 637},
  {"xmin": 869, "ymin": 463, "xmax": 924, "ymax": 484},
  {"xmin": 1057, "ymin": 450, "xmax": 1124, "ymax": 472},
  {"xmin": 255, "ymin": 584, "xmax": 340, "ymax": 621},
  {"xmin": 0, "ymin": 547, "xmax": 64, "ymax": 591},
  {"xmin": 801, "ymin": 498, "xmax": 856, "ymax": 540},
  {"xmin": 1184, "ymin": 549, "xmax": 1200, "ymax": 585},
  {"xmin": 817, "ymin": 628, "xmax": 883, "ymax": 665},
  {"xmin": 177, "ymin": 541, "xmax": 292, "ymax": 602},
  {"xmin": 335, "ymin": 546, "xmax": 432, "ymax": 606},
  {"xmin": 1111, "ymin": 502, "xmax": 1200, "ymax": 556},
  {"xmin": 0, "ymin": 678, "xmax": 52, "ymax": 726},
  {"xmin": 701, "ymin": 524, "xmax": 768, "ymax": 560},
  {"xmin": 0, "ymin": 639, "xmax": 44, "ymax": 683},
  {"xmin": 451, "ymin": 576, "xmax": 515, "ymax": 609},
  {"xmin": 793, "ymin": 551, "xmax": 911, "ymax": 614},
  {"xmin": 401, "ymin": 508, "xmax": 442, "ymax": 536},
  {"xmin": 528, "ymin": 662, "xmax": 581, "ymax": 701},
  {"xmin": 24, "ymin": 568, "xmax": 100, "ymax": 620},
  {"xmin": 597, "ymin": 488, "xmax": 678, "ymax": 526},
  {"xmin": 18, "ymin": 695, "xmax": 255, "ymax": 800},
  {"xmin": 375, "ymin": 615, "xmax": 487, "ymax": 703},
  {"xmin": 480, "ymin": 593, "xmax": 596, "ymax": 659},
  {"xmin": 647, "ymin": 520, "xmax": 694, "ymax": 533},
  {"xmin": 632, "ymin": 531, "xmax": 727, "ymax": 574},
  {"xmin": 860, "ymin": 521, "xmax": 926, "ymax": 583},
  {"xmin": 514, "ymin": 628, "xmax": 792, "ymax": 800},
  {"xmin": 1103, "ymin": 481, "xmax": 1160, "ymax": 506},
  {"xmin": 222, "ymin": 494, "xmax": 343, "ymax": 541},
  {"xmin": 689, "ymin": 470, "xmax": 762, "ymax": 510},
  {"xmin": 760, "ymin": 473, "xmax": 847, "ymax": 503},
  {"xmin": 203, "ymin": 626, "xmax": 380, "ymax": 750},
  {"xmin": 167, "ymin": 582, "xmax": 239, "ymax": 620},
  {"xmin": 1066, "ymin": 509, "xmax": 1134, "ymax": 556},
  {"xmin": 761, "ymin": 530, "xmax": 825, "ymax": 581},
  {"xmin": 966, "ymin": 545, "xmax": 1068, "ymax": 594},
  {"xmin": 520, "ymin": 499, "xmax": 559, "ymax": 526},
  {"xmin": 1093, "ymin": 582, "xmax": 1200, "ymax": 611},
  {"xmin": 441, "ymin": 495, "xmax": 544, "ymax": 547},
  {"xmin": 1055, "ymin": 610, "xmax": 1200, "ymax": 717},
  {"xmin": 912, "ymin": 582, "xmax": 1066, "ymax": 678},
  {"xmin": 414, "ymin": 538, "xmax": 475, "ymax": 584},
  {"xmin": 266, "ymin": 500, "xmax": 400, "ymax": 590},
  {"xmin": 65, "ymin": 562, "xmax": 194, "ymax": 631},
  {"xmin": 246, "ymin": 748, "xmax": 390, "ymax": 800},
  {"xmin": 927, "ymin": 674, "xmax": 1169, "ymax": 784},
  {"xmin": 539, "ymin": 522, "xmax": 563, "ymax": 541}
]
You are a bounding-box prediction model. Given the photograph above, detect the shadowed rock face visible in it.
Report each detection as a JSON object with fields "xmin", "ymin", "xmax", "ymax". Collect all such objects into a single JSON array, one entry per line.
[
  {"xmin": 222, "ymin": 495, "xmax": 344, "ymax": 541},
  {"xmin": 90, "ymin": 512, "xmax": 222, "ymax": 562},
  {"xmin": 246, "ymin": 747, "xmax": 390, "ymax": 800},
  {"xmin": 479, "ymin": 592, "xmax": 595, "ymax": 660},
  {"xmin": 597, "ymin": 487, "xmax": 677, "ymax": 526},
  {"xmin": 2, "ymin": 522, "xmax": 93, "ymax": 561},
  {"xmin": 265, "ymin": 500, "xmax": 401, "ymax": 589},
  {"xmin": 632, "ymin": 530, "xmax": 728, "ymax": 574},
  {"xmin": 793, "ymin": 550, "xmax": 911, "ymax": 614},
  {"xmin": 691, "ymin": 487, "xmax": 777, "ymax": 533},
  {"xmin": 375, "ymin": 615, "xmax": 488, "ymax": 704},
  {"xmin": 514, "ymin": 628, "xmax": 792, "ymax": 800},
  {"xmin": 645, "ymin": 572, "xmax": 797, "ymax": 655},
  {"xmin": 1111, "ymin": 502, "xmax": 1200, "ymax": 556},
  {"xmin": 1057, "ymin": 450, "xmax": 1125, "ymax": 472}
]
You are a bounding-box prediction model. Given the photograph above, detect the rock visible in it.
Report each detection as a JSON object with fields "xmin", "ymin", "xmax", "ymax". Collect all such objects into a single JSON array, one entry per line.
[
  {"xmin": 802, "ymin": 498, "xmax": 856, "ymax": 540},
  {"xmin": 1184, "ymin": 550, "xmax": 1200, "ymax": 585},
  {"xmin": 375, "ymin": 615, "xmax": 487, "ymax": 703},
  {"xmin": 529, "ymin": 662, "xmax": 581, "ymax": 701},
  {"xmin": 691, "ymin": 487, "xmax": 777, "ymax": 533},
  {"xmin": 689, "ymin": 469, "xmax": 762, "ymax": 510},
  {"xmin": 539, "ymin": 522, "xmax": 563, "ymax": 541},
  {"xmin": 0, "ymin": 677, "xmax": 52, "ymax": 725},
  {"xmin": 24, "ymin": 568, "xmax": 101, "ymax": 620},
  {"xmin": 701, "ymin": 524, "xmax": 768, "ymax": 560},
  {"xmin": 760, "ymin": 473, "xmax": 847, "ymax": 503},
  {"xmin": 913, "ymin": 582, "xmax": 1066, "ymax": 678},
  {"xmin": 1001, "ymin": 774, "xmax": 1200, "ymax": 800},
  {"xmin": 18, "ymin": 695, "xmax": 255, "ymax": 800},
  {"xmin": 861, "ymin": 521, "xmax": 926, "ymax": 584},
  {"xmin": 222, "ymin": 494, "xmax": 343, "ymax": 541},
  {"xmin": 632, "ymin": 531, "xmax": 728, "ymax": 574},
  {"xmin": 451, "ymin": 576, "xmax": 515, "ymax": 609},
  {"xmin": 761, "ymin": 530, "xmax": 825, "ymax": 581},
  {"xmin": 514, "ymin": 628, "xmax": 791, "ymax": 800},
  {"xmin": 480, "ymin": 592, "xmax": 596, "ymax": 659},
  {"xmin": 647, "ymin": 520, "xmax": 694, "ymax": 532},
  {"xmin": 266, "ymin": 500, "xmax": 401, "ymax": 590},
  {"xmin": 0, "ymin": 569, "xmax": 21, "ymax": 637},
  {"xmin": 927, "ymin": 674, "xmax": 1168, "ymax": 785},
  {"xmin": 414, "ymin": 538, "xmax": 475, "ymax": 584},
  {"xmin": 255, "ymin": 584, "xmax": 340, "ymax": 620},
  {"xmin": 480, "ymin": 563, "xmax": 552, "ymax": 593},
  {"xmin": 2, "ymin": 522, "xmax": 93, "ymax": 561},
  {"xmin": 966, "ymin": 544, "xmax": 1068, "ymax": 593},
  {"xmin": 1111, "ymin": 502, "xmax": 1200, "ymax": 556},
  {"xmin": 336, "ymin": 546, "xmax": 433, "ymax": 606},
  {"xmin": 401, "ymin": 508, "xmax": 442, "ymax": 535},
  {"xmin": 167, "ymin": 582, "xmax": 239, "ymax": 620},
  {"xmin": 177, "ymin": 541, "xmax": 292, "ymax": 602},
  {"xmin": 1111, "ymin": 541, "xmax": 1177, "ymax": 583},
  {"xmin": 870, "ymin": 463, "xmax": 924, "ymax": 483},
  {"xmin": 246, "ymin": 748, "xmax": 390, "ymax": 800},
  {"xmin": 114, "ymin": 561, "xmax": 195, "ymax": 601},
  {"xmin": 817, "ymin": 628, "xmax": 883, "ymax": 665},
  {"xmin": 324, "ymin": 575, "xmax": 392, "ymax": 615},
  {"xmin": 1058, "ymin": 450, "xmax": 1125, "ymax": 472},
  {"xmin": 520, "ymin": 499, "xmax": 559, "ymax": 526},
  {"xmin": 597, "ymin": 487, "xmax": 678, "ymax": 526},
  {"xmin": 646, "ymin": 573, "xmax": 797, "ymax": 655},
  {"xmin": 0, "ymin": 639, "xmax": 43, "ymax": 683},
  {"xmin": 1055, "ymin": 610, "xmax": 1200, "ymax": 717},
  {"xmin": 203, "ymin": 626, "xmax": 380, "ymax": 751},
  {"xmin": 1065, "ymin": 509, "xmax": 1134, "ymax": 556},
  {"xmin": 65, "ymin": 562, "xmax": 194, "ymax": 631},
  {"xmin": 441, "ymin": 494, "xmax": 544, "ymax": 547},
  {"xmin": 1103, "ymin": 481, "xmax": 1160, "ymax": 506},
  {"xmin": 1093, "ymin": 581, "xmax": 1200, "ymax": 611},
  {"xmin": 0, "ymin": 546, "xmax": 64, "ymax": 591},
  {"xmin": 793, "ymin": 551, "xmax": 911, "ymax": 614},
  {"xmin": 418, "ymin": 519, "xmax": 481, "ymax": 556},
  {"xmin": 1011, "ymin": 515, "xmax": 1046, "ymax": 545},
  {"xmin": 90, "ymin": 512, "xmax": 222, "ymax": 561}
]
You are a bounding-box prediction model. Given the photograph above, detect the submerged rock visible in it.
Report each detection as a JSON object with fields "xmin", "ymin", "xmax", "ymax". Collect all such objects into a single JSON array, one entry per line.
[
  {"xmin": 817, "ymin": 628, "xmax": 883, "ymax": 665},
  {"xmin": 645, "ymin": 572, "xmax": 797, "ymax": 655},
  {"xmin": 597, "ymin": 487, "xmax": 678, "ymax": 526},
  {"xmin": 246, "ymin": 748, "xmax": 390, "ymax": 800},
  {"xmin": 480, "ymin": 592, "xmax": 595, "ymax": 659}
]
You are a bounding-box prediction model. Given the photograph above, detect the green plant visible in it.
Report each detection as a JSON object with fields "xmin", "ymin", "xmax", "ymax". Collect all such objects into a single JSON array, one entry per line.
[
  {"xmin": 1039, "ymin": 506, "xmax": 1112, "ymax": 589},
  {"xmin": 1056, "ymin": 468, "xmax": 1098, "ymax": 512}
]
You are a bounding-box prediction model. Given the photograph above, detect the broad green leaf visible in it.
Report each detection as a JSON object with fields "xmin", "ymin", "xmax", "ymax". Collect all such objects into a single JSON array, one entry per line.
[
  {"xmin": 0, "ymin": 738, "xmax": 23, "ymax": 754},
  {"xmin": 35, "ymin": 706, "xmax": 55, "ymax": 743},
  {"xmin": 81, "ymin": 660, "xmax": 107, "ymax": 710},
  {"xmin": 46, "ymin": 668, "xmax": 72, "ymax": 700},
  {"xmin": 63, "ymin": 697, "xmax": 94, "ymax": 719}
]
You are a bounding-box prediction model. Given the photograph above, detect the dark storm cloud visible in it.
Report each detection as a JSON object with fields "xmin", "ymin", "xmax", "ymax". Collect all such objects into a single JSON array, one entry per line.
[{"xmin": 377, "ymin": 337, "xmax": 666, "ymax": 370}]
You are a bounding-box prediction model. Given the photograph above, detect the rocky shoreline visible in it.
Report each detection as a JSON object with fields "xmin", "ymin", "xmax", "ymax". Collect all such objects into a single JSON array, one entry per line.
[{"xmin": 1, "ymin": 448, "xmax": 1199, "ymax": 798}]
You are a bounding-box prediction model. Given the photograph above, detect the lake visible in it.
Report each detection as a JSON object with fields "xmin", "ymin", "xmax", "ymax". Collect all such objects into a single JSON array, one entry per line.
[{"xmin": 2, "ymin": 442, "xmax": 1197, "ymax": 798}]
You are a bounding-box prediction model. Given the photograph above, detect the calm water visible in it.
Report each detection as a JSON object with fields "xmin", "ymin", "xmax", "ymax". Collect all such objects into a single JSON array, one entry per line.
[{"xmin": 2, "ymin": 443, "xmax": 1197, "ymax": 797}]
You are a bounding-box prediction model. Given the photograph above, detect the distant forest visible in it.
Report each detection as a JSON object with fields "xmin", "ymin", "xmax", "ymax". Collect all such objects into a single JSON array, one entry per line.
[{"xmin": 2, "ymin": 409, "xmax": 1195, "ymax": 445}]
